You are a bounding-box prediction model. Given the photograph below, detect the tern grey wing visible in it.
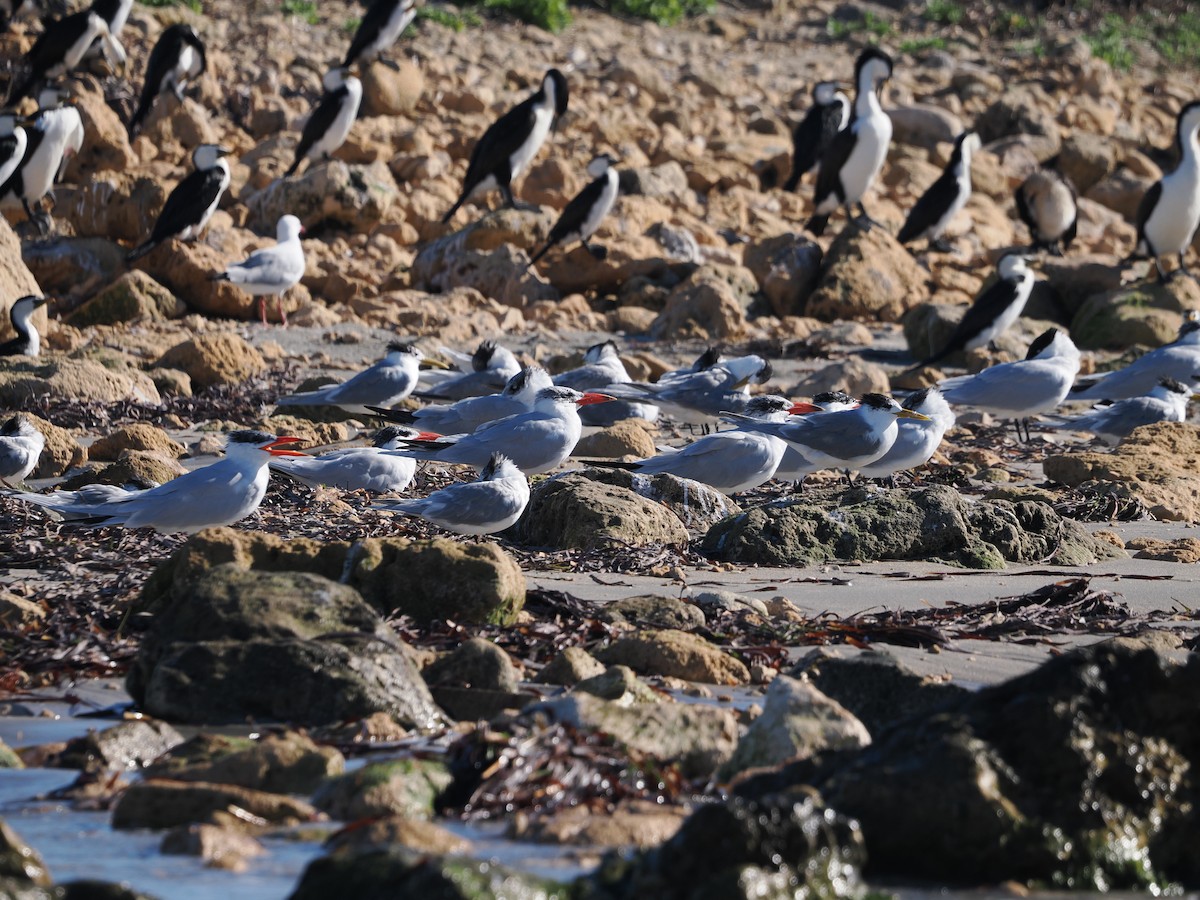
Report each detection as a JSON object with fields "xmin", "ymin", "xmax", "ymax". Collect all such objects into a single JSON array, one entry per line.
[
  {"xmin": 783, "ymin": 415, "xmax": 889, "ymax": 460},
  {"xmin": 554, "ymin": 364, "xmax": 618, "ymax": 391},
  {"xmin": 326, "ymin": 364, "xmax": 417, "ymax": 405}
]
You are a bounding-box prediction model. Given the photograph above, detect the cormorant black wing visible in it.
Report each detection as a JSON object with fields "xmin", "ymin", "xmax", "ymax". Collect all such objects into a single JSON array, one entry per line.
[
  {"xmin": 897, "ymin": 169, "xmax": 958, "ymax": 244},
  {"xmin": 148, "ymin": 165, "xmax": 225, "ymax": 243}
]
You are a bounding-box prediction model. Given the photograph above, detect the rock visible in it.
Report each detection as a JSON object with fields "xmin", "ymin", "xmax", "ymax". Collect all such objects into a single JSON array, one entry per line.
[
  {"xmin": 512, "ymin": 472, "xmax": 688, "ymax": 551},
  {"xmin": 651, "ymin": 265, "xmax": 754, "ymax": 340},
  {"xmin": 573, "ymin": 420, "xmax": 658, "ymax": 459},
  {"xmin": 1058, "ymin": 132, "xmax": 1116, "ymax": 193},
  {"xmin": 21, "ymin": 237, "xmax": 125, "ymax": 304},
  {"xmin": 1039, "ymin": 254, "xmax": 1126, "ymax": 316},
  {"xmin": 61, "ymin": 450, "xmax": 184, "ymax": 490},
  {"xmin": 423, "ymin": 638, "xmax": 519, "ymax": 692},
  {"xmin": 0, "ymin": 218, "xmax": 46, "ymax": 345},
  {"xmin": 0, "ymin": 737, "xmax": 22, "ymax": 768},
  {"xmin": 89, "ymin": 424, "xmax": 186, "ymax": 462},
  {"xmin": 574, "ymin": 666, "xmax": 659, "ymax": 704},
  {"xmin": 976, "ymin": 88, "xmax": 1061, "ymax": 150},
  {"xmin": 150, "ymin": 368, "xmax": 192, "ymax": 398},
  {"xmin": 140, "ymin": 527, "xmax": 525, "ymax": 626},
  {"xmin": 160, "ymin": 823, "xmax": 265, "ymax": 868},
  {"xmin": 412, "ymin": 241, "xmax": 559, "ymax": 308},
  {"xmin": 514, "ymin": 799, "xmax": 686, "ymax": 848},
  {"xmin": 0, "ymin": 356, "xmax": 161, "ymax": 406},
  {"xmin": 702, "ymin": 484, "xmax": 1126, "ymax": 568},
  {"xmin": 67, "ymin": 271, "xmax": 185, "ymax": 326},
  {"xmin": 111, "ymin": 779, "xmax": 317, "ymax": 830},
  {"xmin": 734, "ymin": 642, "xmax": 1200, "ymax": 889},
  {"xmin": 581, "ymin": 468, "xmax": 742, "ymax": 533},
  {"xmin": 245, "ymin": 161, "xmax": 398, "ymax": 233},
  {"xmin": 144, "ymin": 731, "xmax": 344, "ymax": 794},
  {"xmin": 536, "ymin": 647, "xmax": 606, "ymax": 686},
  {"xmin": 156, "ymin": 332, "xmax": 266, "ymax": 390},
  {"xmin": 1071, "ymin": 282, "xmax": 1198, "ymax": 350},
  {"xmin": 51, "ymin": 720, "xmax": 183, "ymax": 773},
  {"xmin": 1127, "ymin": 537, "xmax": 1200, "ymax": 564},
  {"xmin": 1086, "ymin": 169, "xmax": 1153, "ymax": 221},
  {"xmin": 0, "ymin": 819, "xmax": 50, "ymax": 885},
  {"xmin": 531, "ymin": 693, "xmax": 739, "ymax": 777},
  {"xmin": 61, "ymin": 172, "xmax": 166, "ymax": 245},
  {"xmin": 719, "ymin": 675, "xmax": 871, "ymax": 778},
  {"xmin": 791, "ymin": 358, "xmax": 891, "ymax": 398},
  {"xmin": 312, "ymin": 758, "xmax": 452, "ymax": 821},
  {"xmin": 794, "ymin": 648, "xmax": 969, "ymax": 734},
  {"xmin": 619, "ymin": 161, "xmax": 689, "ymax": 198},
  {"xmin": 1043, "ymin": 422, "xmax": 1200, "ymax": 522},
  {"xmin": 806, "ymin": 225, "xmax": 930, "ymax": 322},
  {"xmin": 741, "ymin": 232, "xmax": 822, "ymax": 317},
  {"xmin": 599, "ymin": 629, "xmax": 750, "ymax": 685},
  {"xmin": 324, "ymin": 816, "xmax": 471, "ymax": 855},
  {"xmin": 360, "ymin": 59, "xmax": 424, "ymax": 117},
  {"xmin": 689, "ymin": 589, "xmax": 770, "ymax": 618},
  {"xmin": 25, "ymin": 414, "xmax": 86, "ymax": 478},
  {"xmin": 132, "ymin": 239, "xmax": 276, "ymax": 320},
  {"xmin": 579, "ymin": 793, "xmax": 864, "ymax": 898},
  {"xmin": 888, "ymin": 104, "xmax": 963, "ymax": 149},
  {"xmin": 128, "ymin": 564, "xmax": 445, "ymax": 728},
  {"xmin": 600, "ymin": 595, "xmax": 706, "ymax": 631},
  {"xmin": 63, "ymin": 77, "xmax": 136, "ymax": 179}
]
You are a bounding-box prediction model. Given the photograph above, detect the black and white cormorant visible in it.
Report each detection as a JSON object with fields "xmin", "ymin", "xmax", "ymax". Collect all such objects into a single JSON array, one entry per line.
[
  {"xmin": 529, "ymin": 153, "xmax": 618, "ymax": 265},
  {"xmin": 0, "ymin": 88, "xmax": 83, "ymax": 233},
  {"xmin": 441, "ymin": 68, "xmax": 569, "ymax": 223},
  {"xmin": 1015, "ymin": 169, "xmax": 1077, "ymax": 256},
  {"xmin": 8, "ymin": 1, "xmax": 126, "ymax": 102},
  {"xmin": 1, "ymin": 295, "xmax": 47, "ymax": 357},
  {"xmin": 343, "ymin": 0, "xmax": 418, "ymax": 69},
  {"xmin": 128, "ymin": 24, "xmax": 207, "ymax": 138},
  {"xmin": 806, "ymin": 47, "xmax": 894, "ymax": 237},
  {"xmin": 285, "ymin": 67, "xmax": 363, "ymax": 178},
  {"xmin": 127, "ymin": 143, "xmax": 231, "ymax": 262},
  {"xmin": 0, "ymin": 112, "xmax": 30, "ymax": 189},
  {"xmin": 783, "ymin": 81, "xmax": 849, "ymax": 193},
  {"xmin": 1127, "ymin": 101, "xmax": 1200, "ymax": 281},
  {"xmin": 897, "ymin": 129, "xmax": 980, "ymax": 251}
]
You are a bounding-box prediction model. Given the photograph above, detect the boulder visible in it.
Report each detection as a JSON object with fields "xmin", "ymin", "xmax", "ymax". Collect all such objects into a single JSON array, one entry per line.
[
  {"xmin": 111, "ymin": 779, "xmax": 316, "ymax": 830},
  {"xmin": 600, "ymin": 595, "xmax": 706, "ymax": 631},
  {"xmin": 536, "ymin": 647, "xmax": 606, "ymax": 686},
  {"xmin": 651, "ymin": 265, "xmax": 755, "ymax": 339},
  {"xmin": 1086, "ymin": 169, "xmax": 1153, "ymax": 221},
  {"xmin": 360, "ymin": 59, "xmax": 424, "ymax": 117},
  {"xmin": 0, "ymin": 819, "xmax": 51, "ymax": 885},
  {"xmin": 62, "ymin": 77, "xmax": 136, "ymax": 180},
  {"xmin": 144, "ymin": 731, "xmax": 344, "ymax": 794},
  {"xmin": 580, "ymin": 468, "xmax": 742, "ymax": 533},
  {"xmin": 61, "ymin": 450, "xmax": 185, "ymax": 490},
  {"xmin": 0, "ymin": 356, "xmax": 161, "ymax": 406},
  {"xmin": 1071, "ymin": 282, "xmax": 1198, "ymax": 350},
  {"xmin": 719, "ymin": 676, "xmax": 870, "ymax": 779},
  {"xmin": 423, "ymin": 638, "xmax": 519, "ymax": 692},
  {"xmin": 702, "ymin": 484, "xmax": 1126, "ymax": 568},
  {"xmin": 156, "ymin": 332, "xmax": 266, "ymax": 390},
  {"xmin": 244, "ymin": 160, "xmax": 399, "ymax": 233},
  {"xmin": 573, "ymin": 666, "xmax": 659, "ymax": 704},
  {"xmin": 976, "ymin": 87, "xmax": 1061, "ymax": 150},
  {"xmin": 791, "ymin": 358, "xmax": 891, "ymax": 398},
  {"xmin": 888, "ymin": 104, "xmax": 963, "ymax": 149},
  {"xmin": 324, "ymin": 817, "xmax": 470, "ymax": 855},
  {"xmin": 619, "ymin": 161, "xmax": 689, "ymax": 198},
  {"xmin": 513, "ymin": 799, "xmax": 686, "ymax": 848},
  {"xmin": 512, "ymin": 472, "xmax": 688, "ymax": 550},
  {"xmin": 1057, "ymin": 132, "xmax": 1116, "ymax": 193},
  {"xmin": 1039, "ymin": 254, "xmax": 1126, "ymax": 316},
  {"xmin": 128, "ymin": 565, "xmax": 445, "ymax": 728},
  {"xmin": 21, "ymin": 237, "xmax": 126, "ymax": 304},
  {"xmin": 160, "ymin": 823, "xmax": 265, "ymax": 868},
  {"xmin": 805, "ymin": 225, "xmax": 930, "ymax": 322},
  {"xmin": 411, "ymin": 241, "xmax": 559, "ymax": 308},
  {"xmin": 530, "ymin": 693, "xmax": 740, "ymax": 777},
  {"xmin": 25, "ymin": 414, "xmax": 86, "ymax": 478},
  {"xmin": 61, "ymin": 172, "xmax": 166, "ymax": 245},
  {"xmin": 50, "ymin": 720, "xmax": 183, "ymax": 773},
  {"xmin": 599, "ymin": 629, "xmax": 750, "ymax": 685},
  {"xmin": 67, "ymin": 271, "xmax": 185, "ymax": 326},
  {"xmin": 89, "ymin": 424, "xmax": 186, "ymax": 461},
  {"xmin": 741, "ymin": 232, "xmax": 822, "ymax": 317},
  {"xmin": 312, "ymin": 758, "xmax": 451, "ymax": 821},
  {"xmin": 734, "ymin": 642, "xmax": 1200, "ymax": 889},
  {"xmin": 573, "ymin": 420, "xmax": 658, "ymax": 459}
]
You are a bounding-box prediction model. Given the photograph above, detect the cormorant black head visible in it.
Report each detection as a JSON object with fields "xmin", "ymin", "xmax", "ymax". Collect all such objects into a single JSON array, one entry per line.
[
  {"xmin": 91, "ymin": 0, "xmax": 122, "ymax": 25},
  {"xmin": 543, "ymin": 68, "xmax": 569, "ymax": 122},
  {"xmin": 472, "ymin": 340, "xmax": 498, "ymax": 371},
  {"xmin": 854, "ymin": 47, "xmax": 894, "ymax": 94},
  {"xmin": 1025, "ymin": 328, "xmax": 1059, "ymax": 360}
]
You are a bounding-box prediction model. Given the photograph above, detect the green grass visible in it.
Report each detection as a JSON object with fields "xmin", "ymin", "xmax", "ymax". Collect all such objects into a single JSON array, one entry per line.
[
  {"xmin": 899, "ymin": 36, "xmax": 947, "ymax": 54},
  {"xmin": 137, "ymin": 0, "xmax": 201, "ymax": 10},
  {"xmin": 281, "ymin": 0, "xmax": 319, "ymax": 25},
  {"xmin": 342, "ymin": 15, "xmax": 361, "ymax": 33},
  {"xmin": 1084, "ymin": 13, "xmax": 1145, "ymax": 70},
  {"xmin": 826, "ymin": 10, "xmax": 892, "ymax": 42},
  {"xmin": 482, "ymin": 0, "xmax": 571, "ymax": 31},
  {"xmin": 922, "ymin": 0, "xmax": 962, "ymax": 25},
  {"xmin": 608, "ymin": 0, "xmax": 713, "ymax": 27},
  {"xmin": 412, "ymin": 4, "xmax": 483, "ymax": 32}
]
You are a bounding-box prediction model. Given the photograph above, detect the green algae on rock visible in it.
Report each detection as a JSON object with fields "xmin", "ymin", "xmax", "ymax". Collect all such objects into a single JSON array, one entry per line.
[
  {"xmin": 701, "ymin": 484, "xmax": 1125, "ymax": 569},
  {"xmin": 312, "ymin": 758, "xmax": 453, "ymax": 821}
]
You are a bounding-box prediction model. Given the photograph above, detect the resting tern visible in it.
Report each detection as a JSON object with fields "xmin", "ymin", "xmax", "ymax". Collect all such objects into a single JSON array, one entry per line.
[
  {"xmin": 940, "ymin": 328, "xmax": 1081, "ymax": 441},
  {"xmin": 725, "ymin": 393, "xmax": 929, "ymax": 476},
  {"xmin": 857, "ymin": 388, "xmax": 955, "ymax": 484},
  {"xmin": 212, "ymin": 214, "xmax": 306, "ymax": 325},
  {"xmin": 660, "ymin": 345, "xmax": 725, "ymax": 382},
  {"xmin": 554, "ymin": 340, "xmax": 657, "ymax": 426},
  {"xmin": 1047, "ymin": 378, "xmax": 1198, "ymax": 445},
  {"xmin": 393, "ymin": 386, "xmax": 611, "ymax": 474},
  {"xmin": 0, "ymin": 414, "xmax": 44, "ymax": 486},
  {"xmin": 268, "ymin": 425, "xmax": 439, "ymax": 492},
  {"xmin": 375, "ymin": 453, "xmax": 529, "ymax": 536},
  {"xmin": 370, "ymin": 366, "xmax": 553, "ymax": 435},
  {"xmin": 276, "ymin": 343, "xmax": 438, "ymax": 413},
  {"xmin": 605, "ymin": 355, "xmax": 773, "ymax": 424},
  {"xmin": 1071, "ymin": 318, "xmax": 1200, "ymax": 401},
  {"xmin": 773, "ymin": 390, "xmax": 859, "ymax": 483},
  {"xmin": 417, "ymin": 340, "xmax": 521, "ymax": 401},
  {"xmin": 7, "ymin": 430, "xmax": 304, "ymax": 533}
]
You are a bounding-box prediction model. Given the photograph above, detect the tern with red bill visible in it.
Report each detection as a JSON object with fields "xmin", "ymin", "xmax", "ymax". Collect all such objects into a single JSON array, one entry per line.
[
  {"xmin": 212, "ymin": 214, "xmax": 306, "ymax": 325},
  {"xmin": 6, "ymin": 430, "xmax": 304, "ymax": 533},
  {"xmin": 268, "ymin": 425, "xmax": 439, "ymax": 493},
  {"xmin": 393, "ymin": 386, "xmax": 611, "ymax": 475},
  {"xmin": 375, "ymin": 453, "xmax": 529, "ymax": 535}
]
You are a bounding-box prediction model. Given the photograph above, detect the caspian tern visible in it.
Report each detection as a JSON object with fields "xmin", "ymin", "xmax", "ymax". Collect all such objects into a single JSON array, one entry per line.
[
  {"xmin": 725, "ymin": 393, "xmax": 929, "ymax": 476},
  {"xmin": 369, "ymin": 366, "xmax": 553, "ymax": 436},
  {"xmin": 605, "ymin": 355, "xmax": 774, "ymax": 424},
  {"xmin": 554, "ymin": 340, "xmax": 657, "ymax": 426},
  {"xmin": 374, "ymin": 453, "xmax": 529, "ymax": 535},
  {"xmin": 276, "ymin": 343, "xmax": 437, "ymax": 414},
  {"xmin": 393, "ymin": 387, "xmax": 611, "ymax": 474},
  {"xmin": 212, "ymin": 214, "xmax": 306, "ymax": 325},
  {"xmin": 268, "ymin": 425, "xmax": 439, "ymax": 492},
  {"xmin": 417, "ymin": 340, "xmax": 522, "ymax": 401},
  {"xmin": 0, "ymin": 414, "xmax": 44, "ymax": 486},
  {"xmin": 7, "ymin": 430, "xmax": 304, "ymax": 533},
  {"xmin": 1046, "ymin": 377, "xmax": 1199, "ymax": 445},
  {"xmin": 1071, "ymin": 319, "xmax": 1200, "ymax": 402},
  {"xmin": 940, "ymin": 328, "xmax": 1081, "ymax": 441},
  {"xmin": 856, "ymin": 387, "xmax": 955, "ymax": 484}
]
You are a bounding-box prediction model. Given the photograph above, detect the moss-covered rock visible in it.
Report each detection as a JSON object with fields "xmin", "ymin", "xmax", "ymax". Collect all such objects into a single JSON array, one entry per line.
[
  {"xmin": 0, "ymin": 821, "xmax": 49, "ymax": 886},
  {"xmin": 701, "ymin": 484, "xmax": 1125, "ymax": 568},
  {"xmin": 312, "ymin": 758, "xmax": 452, "ymax": 821}
]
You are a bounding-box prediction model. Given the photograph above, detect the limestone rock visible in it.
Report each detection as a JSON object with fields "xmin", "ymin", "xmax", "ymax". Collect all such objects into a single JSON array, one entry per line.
[
  {"xmin": 742, "ymin": 232, "xmax": 822, "ymax": 317},
  {"xmin": 89, "ymin": 424, "xmax": 186, "ymax": 461},
  {"xmin": 651, "ymin": 264, "xmax": 755, "ymax": 339},
  {"xmin": 360, "ymin": 59, "xmax": 424, "ymax": 117},
  {"xmin": 619, "ymin": 161, "xmax": 689, "ymax": 198},
  {"xmin": 68, "ymin": 271, "xmax": 185, "ymax": 326},
  {"xmin": 806, "ymin": 225, "xmax": 930, "ymax": 323},
  {"xmin": 574, "ymin": 665, "xmax": 659, "ymax": 704},
  {"xmin": 1058, "ymin": 132, "xmax": 1116, "ymax": 193},
  {"xmin": 423, "ymin": 638, "xmax": 519, "ymax": 692},
  {"xmin": 1086, "ymin": 169, "xmax": 1153, "ymax": 221},
  {"xmin": 0, "ymin": 356, "xmax": 161, "ymax": 406},
  {"xmin": 513, "ymin": 472, "xmax": 688, "ymax": 550},
  {"xmin": 63, "ymin": 77, "xmax": 137, "ymax": 180},
  {"xmin": 514, "ymin": 800, "xmax": 686, "ymax": 848},
  {"xmin": 573, "ymin": 420, "xmax": 658, "ymax": 459},
  {"xmin": 580, "ymin": 468, "xmax": 742, "ymax": 533},
  {"xmin": 156, "ymin": 332, "xmax": 266, "ymax": 390},
  {"xmin": 61, "ymin": 450, "xmax": 185, "ymax": 490},
  {"xmin": 600, "ymin": 595, "xmax": 706, "ymax": 631},
  {"xmin": 312, "ymin": 758, "xmax": 451, "ymax": 821},
  {"xmin": 412, "ymin": 241, "xmax": 558, "ymax": 308},
  {"xmin": 888, "ymin": 104, "xmax": 963, "ymax": 149},
  {"xmin": 791, "ymin": 358, "xmax": 890, "ymax": 398},
  {"xmin": 21, "ymin": 237, "xmax": 126, "ymax": 304},
  {"xmin": 61, "ymin": 172, "xmax": 166, "ymax": 245},
  {"xmin": 160, "ymin": 823, "xmax": 265, "ymax": 868},
  {"xmin": 0, "ymin": 819, "xmax": 51, "ymax": 885},
  {"xmin": 50, "ymin": 720, "xmax": 183, "ymax": 773},
  {"xmin": 324, "ymin": 816, "xmax": 471, "ymax": 855},
  {"xmin": 112, "ymin": 779, "xmax": 316, "ymax": 830},
  {"xmin": 132, "ymin": 239, "xmax": 277, "ymax": 320},
  {"xmin": 976, "ymin": 88, "xmax": 1061, "ymax": 150},
  {"xmin": 1039, "ymin": 254, "xmax": 1126, "ymax": 316},
  {"xmin": 536, "ymin": 647, "xmax": 606, "ymax": 686},
  {"xmin": 244, "ymin": 160, "xmax": 399, "ymax": 233},
  {"xmin": 145, "ymin": 731, "xmax": 344, "ymax": 794},
  {"xmin": 25, "ymin": 414, "xmax": 86, "ymax": 478},
  {"xmin": 1071, "ymin": 282, "xmax": 1197, "ymax": 350},
  {"xmin": 599, "ymin": 629, "xmax": 750, "ymax": 685}
]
